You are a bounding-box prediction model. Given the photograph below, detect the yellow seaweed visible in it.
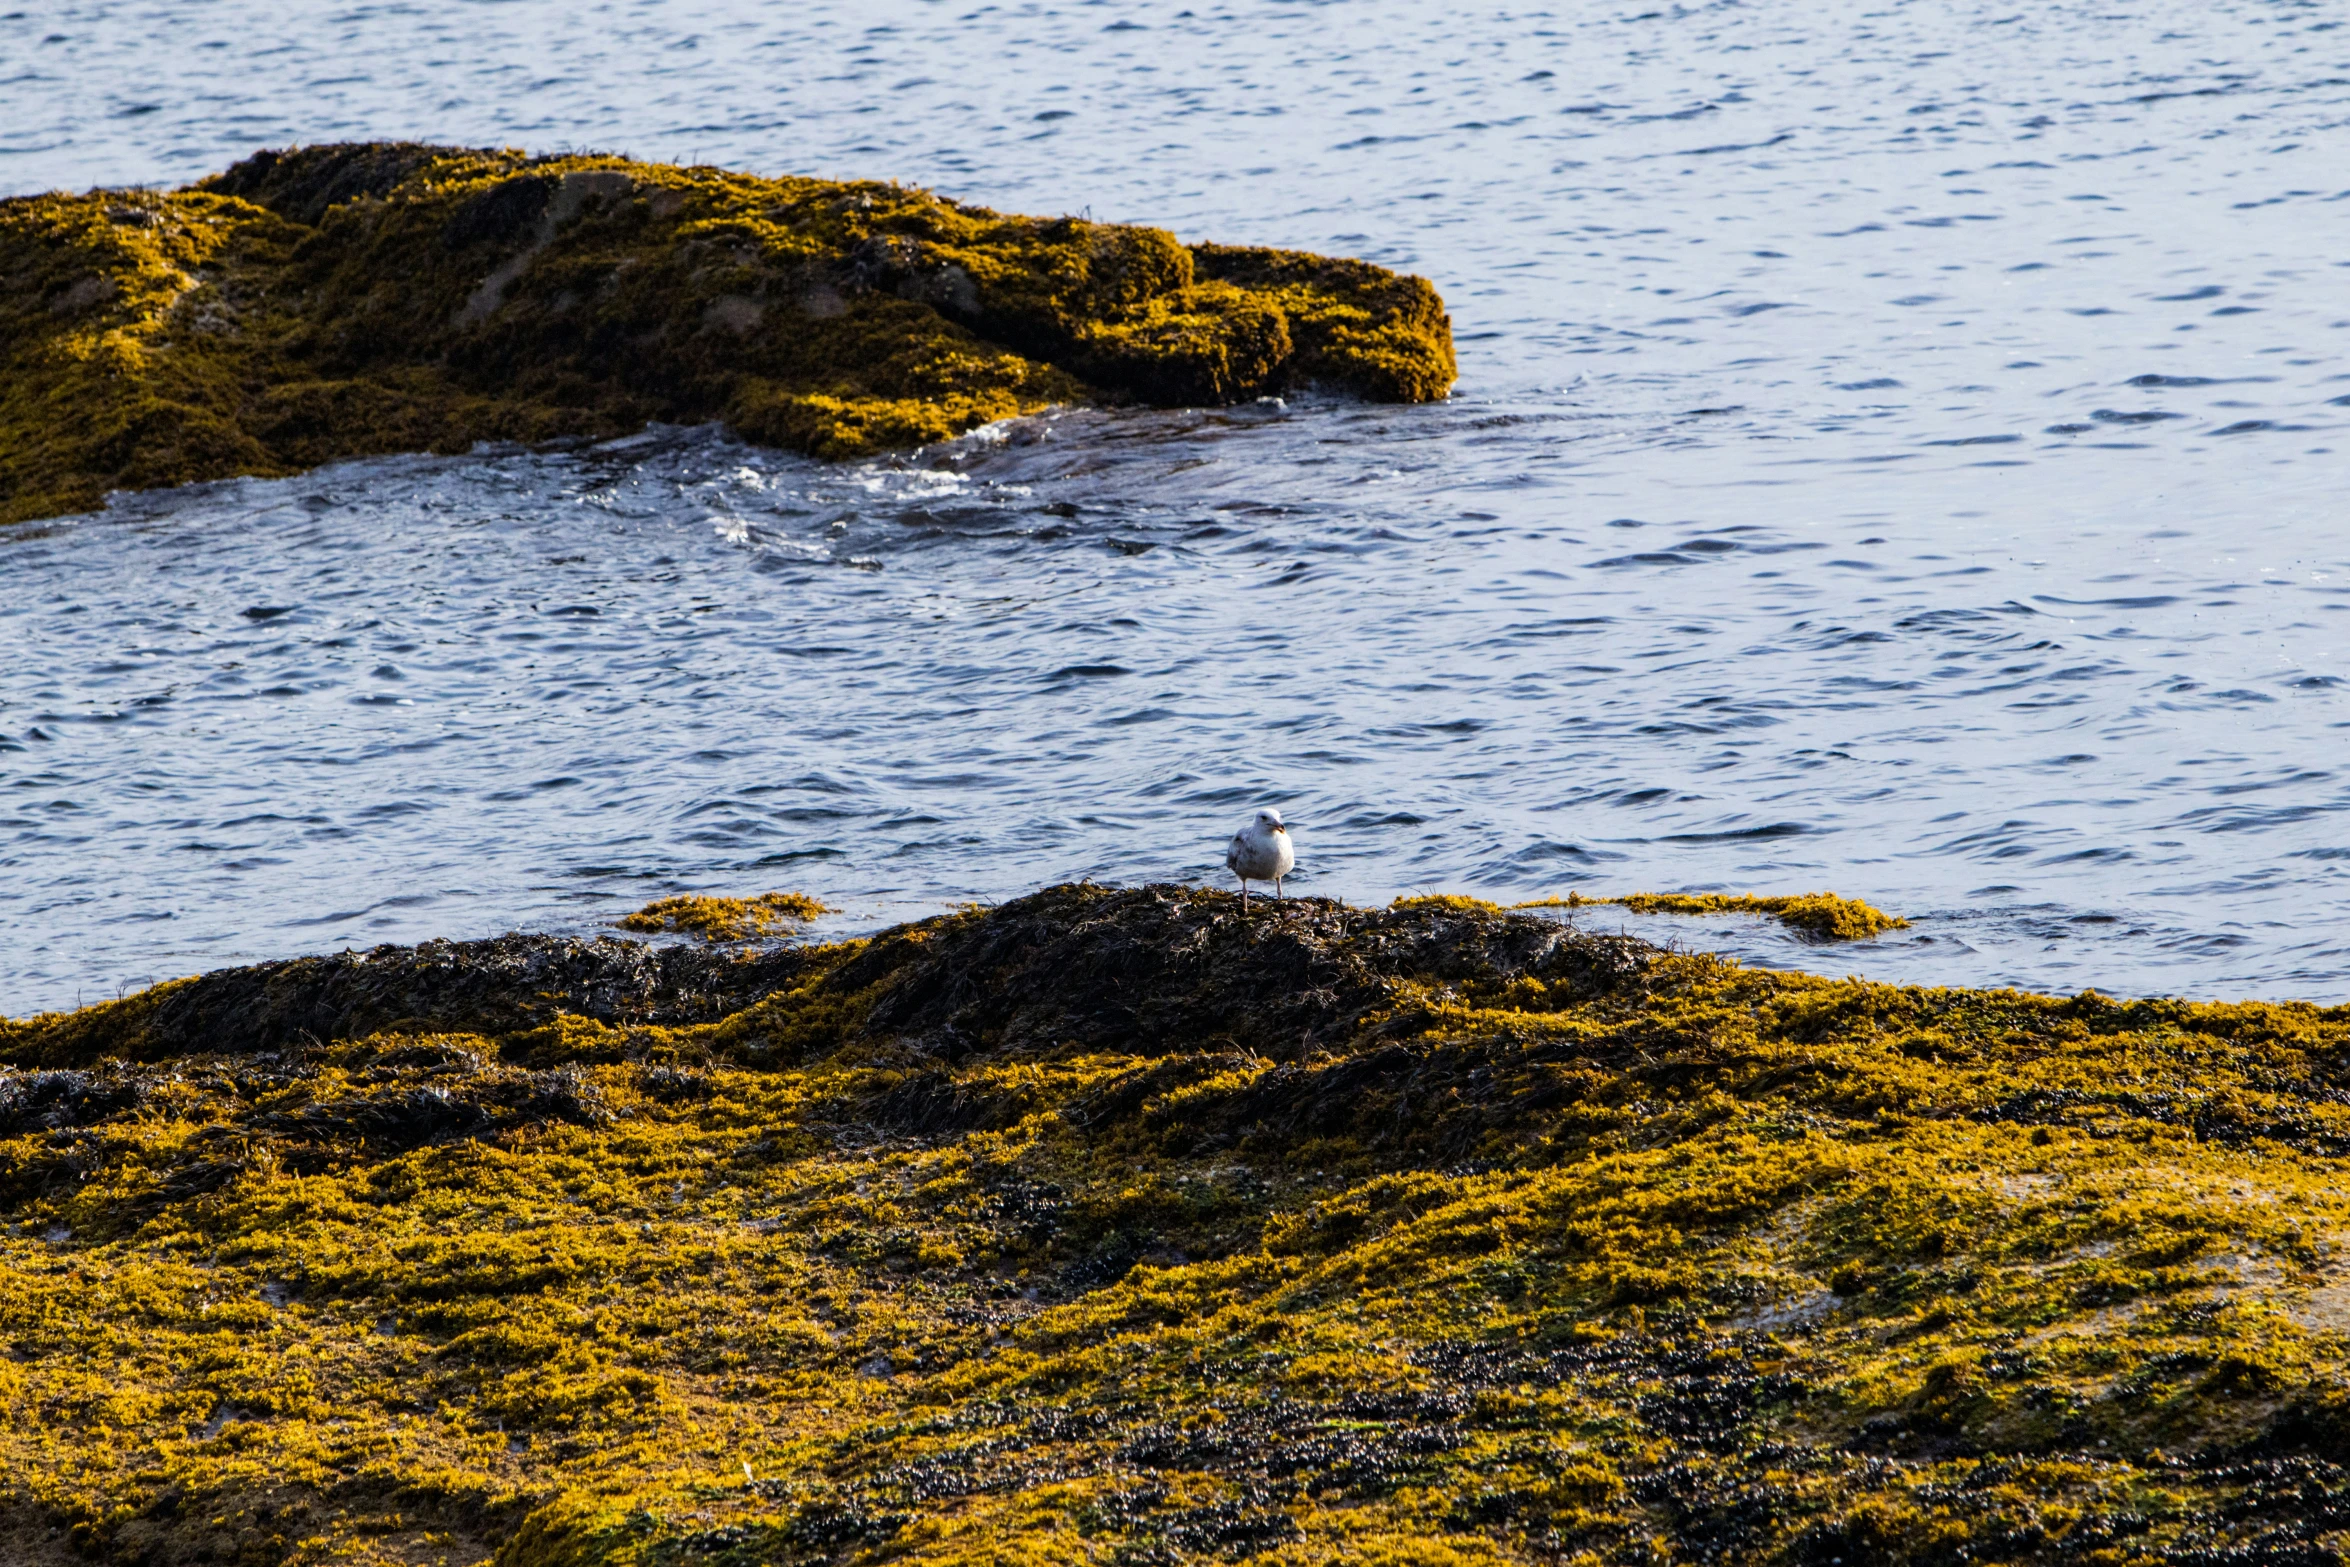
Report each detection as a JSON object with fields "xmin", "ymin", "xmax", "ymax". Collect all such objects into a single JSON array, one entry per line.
[
  {"xmin": 3, "ymin": 883, "xmax": 2342, "ymax": 1566},
  {"xmin": 617, "ymin": 893, "xmax": 833, "ymax": 943},
  {"xmin": 1519, "ymin": 889, "xmax": 1911, "ymax": 940}
]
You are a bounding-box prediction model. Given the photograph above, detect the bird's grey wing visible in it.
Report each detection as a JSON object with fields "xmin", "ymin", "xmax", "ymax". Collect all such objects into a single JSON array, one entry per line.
[{"xmin": 1224, "ymin": 832, "xmax": 1244, "ymax": 871}]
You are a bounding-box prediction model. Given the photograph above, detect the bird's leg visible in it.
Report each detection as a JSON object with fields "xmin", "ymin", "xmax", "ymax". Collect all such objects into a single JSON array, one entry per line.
[
  {"xmin": 1237, "ymin": 876, "xmax": 1249, "ymax": 910},
  {"xmin": 1275, "ymin": 876, "xmax": 1283, "ymax": 901}
]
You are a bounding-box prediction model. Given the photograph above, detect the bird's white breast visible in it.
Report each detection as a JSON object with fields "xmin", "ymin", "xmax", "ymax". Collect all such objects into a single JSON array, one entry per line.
[{"xmin": 1226, "ymin": 825, "xmax": 1294, "ymax": 880}]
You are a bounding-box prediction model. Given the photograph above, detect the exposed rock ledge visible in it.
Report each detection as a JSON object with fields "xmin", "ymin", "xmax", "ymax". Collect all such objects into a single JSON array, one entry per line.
[{"xmin": 0, "ymin": 143, "xmax": 1456, "ymax": 523}]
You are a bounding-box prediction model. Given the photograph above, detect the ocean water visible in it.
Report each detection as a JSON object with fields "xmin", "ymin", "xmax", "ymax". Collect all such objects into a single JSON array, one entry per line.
[{"xmin": 3, "ymin": 0, "xmax": 2348, "ymax": 1012}]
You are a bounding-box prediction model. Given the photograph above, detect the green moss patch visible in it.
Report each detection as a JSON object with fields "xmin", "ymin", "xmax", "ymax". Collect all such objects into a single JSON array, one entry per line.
[
  {"xmin": 0, "ymin": 143, "xmax": 1456, "ymax": 524},
  {"xmin": 5, "ymin": 884, "xmax": 2347, "ymax": 1565}
]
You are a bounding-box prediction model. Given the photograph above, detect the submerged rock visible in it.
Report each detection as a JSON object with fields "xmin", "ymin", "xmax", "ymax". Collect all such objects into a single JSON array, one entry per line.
[
  {"xmin": 6, "ymin": 883, "xmax": 2350, "ymax": 1565},
  {"xmin": 0, "ymin": 143, "xmax": 1457, "ymax": 523}
]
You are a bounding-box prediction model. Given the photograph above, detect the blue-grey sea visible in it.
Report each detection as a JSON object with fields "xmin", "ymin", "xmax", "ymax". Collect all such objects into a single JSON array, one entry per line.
[{"xmin": 4, "ymin": 0, "xmax": 2348, "ymax": 1011}]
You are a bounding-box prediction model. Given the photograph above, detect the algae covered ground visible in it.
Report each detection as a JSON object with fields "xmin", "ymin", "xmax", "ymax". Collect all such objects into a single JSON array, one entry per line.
[
  {"xmin": 0, "ymin": 142, "xmax": 1456, "ymax": 524},
  {"xmin": 7, "ymin": 884, "xmax": 2350, "ymax": 1566}
]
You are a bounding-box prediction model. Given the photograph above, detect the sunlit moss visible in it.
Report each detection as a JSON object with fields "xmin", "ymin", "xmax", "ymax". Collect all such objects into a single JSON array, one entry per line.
[
  {"xmin": 4, "ymin": 883, "xmax": 2348, "ymax": 1565},
  {"xmin": 0, "ymin": 143, "xmax": 1457, "ymax": 524},
  {"xmin": 1518, "ymin": 888, "xmax": 1910, "ymax": 940},
  {"xmin": 1390, "ymin": 894, "xmax": 1504, "ymax": 915},
  {"xmin": 617, "ymin": 892, "xmax": 832, "ymax": 943}
]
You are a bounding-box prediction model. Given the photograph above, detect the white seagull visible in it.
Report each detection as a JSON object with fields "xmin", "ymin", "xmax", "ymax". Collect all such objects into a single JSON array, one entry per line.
[{"xmin": 1225, "ymin": 807, "xmax": 1295, "ymax": 908}]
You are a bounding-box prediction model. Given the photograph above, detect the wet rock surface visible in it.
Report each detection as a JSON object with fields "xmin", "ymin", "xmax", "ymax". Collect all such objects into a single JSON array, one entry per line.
[
  {"xmin": 845, "ymin": 883, "xmax": 1649, "ymax": 1061},
  {"xmin": 5, "ymin": 884, "xmax": 2350, "ymax": 1564}
]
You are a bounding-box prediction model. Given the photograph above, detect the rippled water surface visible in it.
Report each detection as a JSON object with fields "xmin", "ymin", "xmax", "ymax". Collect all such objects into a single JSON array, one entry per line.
[{"xmin": 5, "ymin": 0, "xmax": 2349, "ymax": 1011}]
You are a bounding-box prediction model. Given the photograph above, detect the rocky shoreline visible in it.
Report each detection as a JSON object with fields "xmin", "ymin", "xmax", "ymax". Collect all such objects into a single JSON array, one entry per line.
[
  {"xmin": 5, "ymin": 884, "xmax": 2350, "ymax": 1564},
  {"xmin": 0, "ymin": 144, "xmax": 1456, "ymax": 524}
]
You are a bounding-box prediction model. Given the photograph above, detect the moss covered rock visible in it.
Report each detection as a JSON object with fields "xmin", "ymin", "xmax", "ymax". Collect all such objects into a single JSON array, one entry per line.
[
  {"xmin": 7, "ymin": 884, "xmax": 2350, "ymax": 1564},
  {"xmin": 0, "ymin": 144, "xmax": 1457, "ymax": 523}
]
